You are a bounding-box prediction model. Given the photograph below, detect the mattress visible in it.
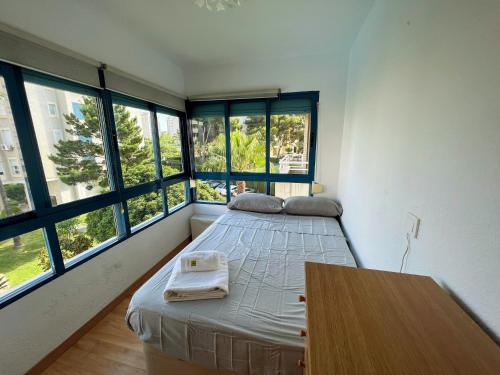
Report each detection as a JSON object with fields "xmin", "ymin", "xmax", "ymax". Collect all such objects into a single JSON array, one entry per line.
[{"xmin": 126, "ymin": 210, "xmax": 356, "ymax": 374}]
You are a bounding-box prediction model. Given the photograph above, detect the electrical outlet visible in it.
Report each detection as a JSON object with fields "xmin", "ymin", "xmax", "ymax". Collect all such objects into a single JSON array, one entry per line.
[{"xmin": 406, "ymin": 213, "xmax": 421, "ymax": 239}]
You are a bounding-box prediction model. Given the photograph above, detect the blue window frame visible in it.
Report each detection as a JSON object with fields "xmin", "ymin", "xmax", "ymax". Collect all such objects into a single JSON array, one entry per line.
[
  {"xmin": 0, "ymin": 60, "xmax": 192, "ymax": 309},
  {"xmin": 187, "ymin": 92, "xmax": 319, "ymax": 203}
]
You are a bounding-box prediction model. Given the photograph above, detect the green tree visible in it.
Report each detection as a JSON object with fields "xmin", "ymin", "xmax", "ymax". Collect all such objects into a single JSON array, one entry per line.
[
  {"xmin": 39, "ymin": 217, "xmax": 93, "ymax": 271},
  {"xmin": 48, "ymin": 97, "xmax": 108, "ymax": 190},
  {"xmin": 242, "ymin": 115, "xmax": 265, "ymax": 137},
  {"xmin": 231, "ymin": 131, "xmax": 265, "ymax": 173},
  {"xmin": 113, "ymin": 105, "xmax": 155, "ymax": 186},
  {"xmin": 201, "ymin": 128, "xmax": 266, "ymax": 195},
  {"xmin": 46, "ymin": 100, "xmax": 168, "ymax": 252},
  {"xmin": 197, "ymin": 181, "xmax": 224, "ymax": 202},
  {"xmin": 5, "ymin": 184, "xmax": 27, "ymax": 204},
  {"xmin": 86, "ymin": 206, "xmax": 115, "ymax": 243},
  {"xmin": 160, "ymin": 132, "xmax": 182, "ymax": 176},
  {"xmin": 166, "ymin": 181, "xmax": 188, "ymax": 208},
  {"xmin": 193, "ymin": 117, "xmax": 225, "ymax": 170},
  {"xmin": 270, "ymin": 114, "xmax": 306, "ymax": 158}
]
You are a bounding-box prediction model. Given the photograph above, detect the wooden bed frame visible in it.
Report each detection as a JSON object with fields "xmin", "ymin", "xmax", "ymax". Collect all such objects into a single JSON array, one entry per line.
[{"xmin": 143, "ymin": 343, "xmax": 237, "ymax": 375}]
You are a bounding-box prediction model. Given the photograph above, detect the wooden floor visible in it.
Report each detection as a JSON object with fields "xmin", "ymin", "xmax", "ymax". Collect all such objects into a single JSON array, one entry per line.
[
  {"xmin": 34, "ymin": 238, "xmax": 190, "ymax": 375},
  {"xmin": 42, "ymin": 294, "xmax": 146, "ymax": 375}
]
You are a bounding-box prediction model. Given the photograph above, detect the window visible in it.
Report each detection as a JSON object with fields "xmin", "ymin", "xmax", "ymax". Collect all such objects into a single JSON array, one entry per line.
[
  {"xmin": 0, "ymin": 229, "xmax": 52, "ymax": 298},
  {"xmin": 113, "ymin": 103, "xmax": 156, "ymax": 187},
  {"xmin": 25, "ymin": 81, "xmax": 112, "ymax": 206},
  {"xmin": 230, "ymin": 180, "xmax": 266, "ymax": 199},
  {"xmin": 229, "ymin": 103, "xmax": 266, "ymax": 173},
  {"xmin": 166, "ymin": 181, "xmax": 187, "ymax": 212},
  {"xmin": 47, "ymin": 102, "xmax": 58, "ymax": 117},
  {"xmin": 52, "ymin": 129, "xmax": 64, "ymax": 143},
  {"xmin": 270, "ymin": 100, "xmax": 311, "ymax": 175},
  {"xmin": 55, "ymin": 206, "xmax": 118, "ymax": 266},
  {"xmin": 195, "ymin": 180, "xmax": 225, "ymax": 203},
  {"xmin": 127, "ymin": 191, "xmax": 163, "ymax": 230},
  {"xmin": 0, "ymin": 129, "xmax": 13, "ymax": 148},
  {"xmin": 271, "ymin": 182, "xmax": 310, "ymax": 199},
  {"xmin": 8, "ymin": 158, "xmax": 21, "ymax": 176},
  {"xmin": 191, "ymin": 103, "xmax": 226, "ymax": 172},
  {"xmin": 0, "ymin": 76, "xmax": 34, "ymax": 221},
  {"xmin": 157, "ymin": 112, "xmax": 183, "ymax": 177},
  {"xmin": 192, "ymin": 117, "xmax": 226, "ymax": 172},
  {"xmin": 0, "ymin": 61, "xmax": 191, "ymax": 308},
  {"xmin": 189, "ymin": 93, "xmax": 318, "ymax": 204}
]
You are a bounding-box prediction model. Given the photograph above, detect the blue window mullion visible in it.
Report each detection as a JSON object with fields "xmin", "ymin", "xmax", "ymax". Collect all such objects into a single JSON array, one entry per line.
[
  {"xmin": 1, "ymin": 63, "xmax": 65, "ymax": 275},
  {"xmin": 151, "ymin": 105, "xmax": 168, "ymax": 216},
  {"xmin": 1, "ymin": 63, "xmax": 52, "ymax": 213},
  {"xmin": 97, "ymin": 68, "xmax": 131, "ymax": 236},
  {"xmin": 224, "ymin": 102, "xmax": 231, "ymax": 202},
  {"xmin": 265, "ymin": 99, "xmax": 271, "ymax": 195},
  {"xmin": 184, "ymin": 102, "xmax": 197, "ymax": 177},
  {"xmin": 179, "ymin": 112, "xmax": 192, "ymax": 178},
  {"xmin": 151, "ymin": 105, "xmax": 163, "ymax": 182},
  {"xmin": 44, "ymin": 224, "xmax": 65, "ymax": 275},
  {"xmin": 308, "ymin": 98, "xmax": 318, "ymax": 182},
  {"xmin": 183, "ymin": 180, "xmax": 192, "ymax": 205}
]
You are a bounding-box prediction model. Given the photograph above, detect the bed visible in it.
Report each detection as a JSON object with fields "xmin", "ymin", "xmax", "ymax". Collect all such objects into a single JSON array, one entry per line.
[{"xmin": 126, "ymin": 210, "xmax": 357, "ymax": 374}]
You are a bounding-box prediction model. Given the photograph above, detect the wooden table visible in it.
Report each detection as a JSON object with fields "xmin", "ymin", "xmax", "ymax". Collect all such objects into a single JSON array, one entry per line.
[{"xmin": 302, "ymin": 262, "xmax": 500, "ymax": 375}]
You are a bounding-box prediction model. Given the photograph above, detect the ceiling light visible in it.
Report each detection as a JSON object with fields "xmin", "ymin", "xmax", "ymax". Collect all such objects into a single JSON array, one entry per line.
[{"xmin": 194, "ymin": 0, "xmax": 243, "ymax": 12}]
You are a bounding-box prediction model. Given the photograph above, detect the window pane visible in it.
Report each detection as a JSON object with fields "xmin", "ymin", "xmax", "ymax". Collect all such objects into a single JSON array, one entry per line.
[
  {"xmin": 158, "ymin": 113, "xmax": 183, "ymax": 177},
  {"xmin": 56, "ymin": 206, "xmax": 118, "ymax": 265},
  {"xmin": 230, "ymin": 180, "xmax": 266, "ymax": 200},
  {"xmin": 25, "ymin": 81, "xmax": 111, "ymax": 206},
  {"xmin": 230, "ymin": 115, "xmax": 265, "ymax": 173},
  {"xmin": 0, "ymin": 229, "xmax": 51, "ymax": 297},
  {"xmin": 192, "ymin": 117, "xmax": 226, "ymax": 172},
  {"xmin": 270, "ymin": 113, "xmax": 311, "ymax": 175},
  {"xmin": 0, "ymin": 76, "xmax": 34, "ymax": 219},
  {"xmin": 113, "ymin": 104, "xmax": 155, "ymax": 187},
  {"xmin": 196, "ymin": 179, "xmax": 225, "ymax": 202},
  {"xmin": 166, "ymin": 181, "xmax": 187, "ymax": 211},
  {"xmin": 271, "ymin": 182, "xmax": 310, "ymax": 199},
  {"xmin": 127, "ymin": 190, "xmax": 163, "ymax": 229}
]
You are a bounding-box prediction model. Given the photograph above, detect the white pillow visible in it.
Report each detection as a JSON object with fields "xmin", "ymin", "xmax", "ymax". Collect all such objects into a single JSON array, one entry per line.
[{"xmin": 227, "ymin": 193, "xmax": 283, "ymax": 213}]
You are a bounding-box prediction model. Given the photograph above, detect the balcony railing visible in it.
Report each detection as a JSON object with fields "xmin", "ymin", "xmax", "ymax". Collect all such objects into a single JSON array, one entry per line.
[{"xmin": 278, "ymin": 153, "xmax": 308, "ymax": 174}]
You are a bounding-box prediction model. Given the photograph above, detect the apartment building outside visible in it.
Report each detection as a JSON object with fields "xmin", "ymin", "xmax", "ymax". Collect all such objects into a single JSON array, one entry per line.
[{"xmin": 0, "ymin": 80, "xmax": 153, "ymax": 216}]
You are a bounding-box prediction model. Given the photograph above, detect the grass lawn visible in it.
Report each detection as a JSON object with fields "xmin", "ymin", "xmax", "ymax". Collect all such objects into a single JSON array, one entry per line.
[{"xmin": 0, "ymin": 230, "xmax": 47, "ymax": 293}]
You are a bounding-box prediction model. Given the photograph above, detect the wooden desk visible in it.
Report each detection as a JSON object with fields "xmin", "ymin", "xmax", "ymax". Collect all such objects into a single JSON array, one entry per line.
[{"xmin": 302, "ymin": 262, "xmax": 500, "ymax": 375}]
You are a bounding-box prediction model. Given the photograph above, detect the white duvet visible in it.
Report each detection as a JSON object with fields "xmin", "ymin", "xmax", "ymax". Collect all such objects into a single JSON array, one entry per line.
[{"xmin": 127, "ymin": 210, "xmax": 356, "ymax": 375}]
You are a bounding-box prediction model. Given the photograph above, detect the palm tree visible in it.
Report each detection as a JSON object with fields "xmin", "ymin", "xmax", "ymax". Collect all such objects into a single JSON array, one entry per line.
[{"xmin": 201, "ymin": 130, "xmax": 265, "ymax": 194}]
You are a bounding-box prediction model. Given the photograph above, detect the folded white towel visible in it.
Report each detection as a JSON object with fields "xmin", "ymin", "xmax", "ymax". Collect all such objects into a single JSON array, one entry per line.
[
  {"xmin": 180, "ymin": 251, "xmax": 221, "ymax": 273},
  {"xmin": 164, "ymin": 254, "xmax": 229, "ymax": 302}
]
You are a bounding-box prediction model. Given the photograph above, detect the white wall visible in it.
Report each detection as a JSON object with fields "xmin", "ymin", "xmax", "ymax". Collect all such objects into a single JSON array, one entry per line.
[
  {"xmin": 185, "ymin": 54, "xmax": 351, "ymax": 198},
  {"xmin": 0, "ymin": 205, "xmax": 193, "ymax": 375},
  {"xmin": 0, "ymin": 0, "xmax": 185, "ymax": 94},
  {"xmin": 339, "ymin": 0, "xmax": 500, "ymax": 339}
]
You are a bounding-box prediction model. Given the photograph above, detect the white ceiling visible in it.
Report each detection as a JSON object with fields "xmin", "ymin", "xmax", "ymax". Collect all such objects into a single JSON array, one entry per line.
[
  {"xmin": 0, "ymin": 0, "xmax": 373, "ymax": 91},
  {"xmin": 94, "ymin": 0, "xmax": 374, "ymax": 67}
]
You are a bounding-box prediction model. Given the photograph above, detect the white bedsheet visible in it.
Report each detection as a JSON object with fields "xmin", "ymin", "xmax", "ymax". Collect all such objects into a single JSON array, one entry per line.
[{"xmin": 126, "ymin": 210, "xmax": 356, "ymax": 374}]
